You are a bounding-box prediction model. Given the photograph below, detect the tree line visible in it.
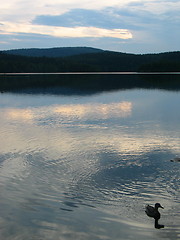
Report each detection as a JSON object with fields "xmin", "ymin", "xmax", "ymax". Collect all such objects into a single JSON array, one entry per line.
[{"xmin": 0, "ymin": 50, "xmax": 180, "ymax": 73}]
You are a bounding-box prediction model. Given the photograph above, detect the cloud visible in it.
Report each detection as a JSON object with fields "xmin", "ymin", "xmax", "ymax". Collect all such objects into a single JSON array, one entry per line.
[
  {"xmin": 33, "ymin": 8, "xmax": 142, "ymax": 30},
  {"xmin": 1, "ymin": 0, "xmax": 180, "ymax": 22},
  {"xmin": 0, "ymin": 41, "xmax": 8, "ymax": 44},
  {"xmin": 33, "ymin": 9, "xmax": 113, "ymax": 28},
  {"xmin": 32, "ymin": 1, "xmax": 180, "ymax": 32},
  {"xmin": 135, "ymin": 0, "xmax": 180, "ymax": 15},
  {"xmin": 0, "ymin": 22, "xmax": 132, "ymax": 39},
  {"xmin": 0, "ymin": 0, "xmax": 128, "ymax": 23}
]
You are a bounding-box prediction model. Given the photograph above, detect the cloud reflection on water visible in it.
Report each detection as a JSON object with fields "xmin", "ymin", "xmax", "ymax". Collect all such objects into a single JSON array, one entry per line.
[
  {"xmin": 0, "ymin": 98, "xmax": 179, "ymax": 158},
  {"xmin": 54, "ymin": 101, "xmax": 132, "ymax": 119},
  {"xmin": 4, "ymin": 108, "xmax": 34, "ymax": 121},
  {"xmin": 3, "ymin": 101, "xmax": 132, "ymax": 122}
]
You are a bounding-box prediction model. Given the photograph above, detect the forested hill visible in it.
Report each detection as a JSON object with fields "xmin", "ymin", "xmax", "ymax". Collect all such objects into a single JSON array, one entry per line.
[
  {"xmin": 4, "ymin": 47, "xmax": 103, "ymax": 58},
  {"xmin": 0, "ymin": 48, "xmax": 180, "ymax": 72},
  {"xmin": 65, "ymin": 51, "xmax": 180, "ymax": 72}
]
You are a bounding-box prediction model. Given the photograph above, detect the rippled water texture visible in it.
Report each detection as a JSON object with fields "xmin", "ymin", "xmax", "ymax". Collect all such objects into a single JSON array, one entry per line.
[{"xmin": 0, "ymin": 87, "xmax": 180, "ymax": 239}]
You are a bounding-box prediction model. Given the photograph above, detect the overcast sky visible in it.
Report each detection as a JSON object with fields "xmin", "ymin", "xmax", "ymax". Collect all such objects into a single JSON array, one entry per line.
[{"xmin": 0, "ymin": 0, "xmax": 179, "ymax": 53}]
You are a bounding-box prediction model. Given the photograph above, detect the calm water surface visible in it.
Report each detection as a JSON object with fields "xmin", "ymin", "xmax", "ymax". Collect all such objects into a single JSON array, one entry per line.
[{"xmin": 0, "ymin": 84, "xmax": 180, "ymax": 239}]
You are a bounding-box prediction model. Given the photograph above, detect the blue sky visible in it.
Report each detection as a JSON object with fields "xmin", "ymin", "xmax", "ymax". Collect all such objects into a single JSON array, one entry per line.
[{"xmin": 0, "ymin": 0, "xmax": 179, "ymax": 53}]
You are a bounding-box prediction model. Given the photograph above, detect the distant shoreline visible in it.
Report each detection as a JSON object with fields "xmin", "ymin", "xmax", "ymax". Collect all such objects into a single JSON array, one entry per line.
[
  {"xmin": 1, "ymin": 72, "xmax": 180, "ymax": 93},
  {"xmin": 1, "ymin": 49, "xmax": 180, "ymax": 73},
  {"xmin": 0, "ymin": 72, "xmax": 180, "ymax": 75}
]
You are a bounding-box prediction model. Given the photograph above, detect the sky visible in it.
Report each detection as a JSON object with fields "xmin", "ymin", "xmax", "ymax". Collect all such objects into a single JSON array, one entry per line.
[{"xmin": 0, "ymin": 0, "xmax": 180, "ymax": 53}]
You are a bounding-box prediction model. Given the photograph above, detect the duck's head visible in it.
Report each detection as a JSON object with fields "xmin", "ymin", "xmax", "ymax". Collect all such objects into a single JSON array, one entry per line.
[{"xmin": 155, "ymin": 203, "xmax": 164, "ymax": 209}]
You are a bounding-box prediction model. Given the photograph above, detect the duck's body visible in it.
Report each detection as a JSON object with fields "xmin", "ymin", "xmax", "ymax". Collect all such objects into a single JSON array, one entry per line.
[{"xmin": 145, "ymin": 203, "xmax": 163, "ymax": 219}]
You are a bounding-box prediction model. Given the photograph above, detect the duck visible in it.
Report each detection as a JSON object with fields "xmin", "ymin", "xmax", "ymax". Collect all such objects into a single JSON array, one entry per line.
[
  {"xmin": 145, "ymin": 203, "xmax": 163, "ymax": 219},
  {"xmin": 170, "ymin": 157, "xmax": 180, "ymax": 162},
  {"xmin": 145, "ymin": 203, "xmax": 164, "ymax": 229}
]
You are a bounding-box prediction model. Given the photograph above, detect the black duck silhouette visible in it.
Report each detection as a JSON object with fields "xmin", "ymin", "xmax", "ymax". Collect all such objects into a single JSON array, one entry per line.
[
  {"xmin": 170, "ymin": 157, "xmax": 180, "ymax": 162},
  {"xmin": 145, "ymin": 203, "xmax": 164, "ymax": 229}
]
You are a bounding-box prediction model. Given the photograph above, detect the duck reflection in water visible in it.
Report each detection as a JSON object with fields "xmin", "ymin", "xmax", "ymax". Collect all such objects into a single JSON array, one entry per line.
[{"xmin": 145, "ymin": 203, "xmax": 164, "ymax": 229}]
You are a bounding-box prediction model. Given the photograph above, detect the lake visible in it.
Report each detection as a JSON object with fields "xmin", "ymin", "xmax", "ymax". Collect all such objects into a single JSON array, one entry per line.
[{"xmin": 0, "ymin": 74, "xmax": 180, "ymax": 240}]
